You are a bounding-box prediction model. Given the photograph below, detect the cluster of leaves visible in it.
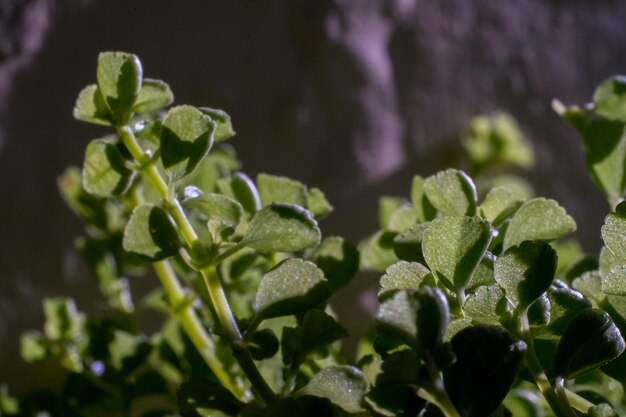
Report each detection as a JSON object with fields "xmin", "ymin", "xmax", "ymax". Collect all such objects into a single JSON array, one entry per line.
[{"xmin": 3, "ymin": 53, "xmax": 626, "ymax": 417}]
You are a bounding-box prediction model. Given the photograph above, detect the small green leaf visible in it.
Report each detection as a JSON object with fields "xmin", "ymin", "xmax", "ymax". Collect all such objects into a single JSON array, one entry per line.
[
  {"xmin": 479, "ymin": 186, "xmax": 523, "ymax": 227},
  {"xmin": 414, "ymin": 286, "xmax": 449, "ymax": 353},
  {"xmin": 217, "ymin": 172, "xmax": 262, "ymax": 215},
  {"xmin": 198, "ymin": 107, "xmax": 236, "ymax": 143},
  {"xmin": 243, "ymin": 203, "xmax": 320, "ymax": 252},
  {"xmin": 602, "ymin": 204, "xmax": 626, "ymax": 261},
  {"xmin": 464, "ymin": 285, "xmax": 507, "ymax": 325},
  {"xmin": 572, "ymin": 271, "xmax": 604, "ymax": 305},
  {"xmin": 359, "ymin": 231, "xmax": 399, "ymax": 272},
  {"xmin": 20, "ymin": 331, "xmax": 48, "ymax": 362},
  {"xmin": 73, "ymin": 84, "xmax": 113, "ymax": 125},
  {"xmin": 82, "ymin": 138, "xmax": 135, "ymax": 197},
  {"xmin": 298, "ymin": 366, "xmax": 369, "ymax": 413},
  {"xmin": 183, "ymin": 193, "xmax": 242, "ymax": 227},
  {"xmin": 379, "ymin": 197, "xmax": 407, "ymax": 229},
  {"xmin": 160, "ymin": 105, "xmax": 215, "ymax": 180},
  {"xmin": 422, "ymin": 216, "xmax": 492, "ymax": 293},
  {"xmin": 306, "ymin": 187, "xmax": 333, "ymax": 220},
  {"xmin": 132, "ymin": 78, "xmax": 174, "ymax": 112},
  {"xmin": 602, "ymin": 265, "xmax": 626, "ymax": 296},
  {"xmin": 376, "ymin": 290, "xmax": 419, "ymax": 345},
  {"xmin": 527, "ymin": 294, "xmax": 551, "ymax": 327},
  {"xmin": 593, "ymin": 75, "xmax": 626, "ymax": 122},
  {"xmin": 423, "ymin": 169, "xmax": 477, "ymax": 216},
  {"xmin": 123, "ymin": 203, "xmax": 181, "ymax": 261},
  {"xmin": 248, "ymin": 328, "xmax": 279, "ymax": 360},
  {"xmin": 253, "ymin": 259, "xmax": 330, "ymax": 319},
  {"xmin": 96, "ymin": 51, "xmax": 142, "ymax": 122},
  {"xmin": 281, "ymin": 309, "xmax": 348, "ymax": 366},
  {"xmin": 387, "ymin": 205, "xmax": 418, "ymax": 233},
  {"xmin": 378, "ymin": 261, "xmax": 431, "ymax": 299},
  {"xmin": 443, "ymin": 325, "xmax": 527, "ymax": 417},
  {"xmin": 554, "ymin": 308, "xmax": 625, "ymax": 380},
  {"xmin": 543, "ymin": 287, "xmax": 591, "ymax": 338},
  {"xmin": 307, "ymin": 237, "xmax": 359, "ymax": 292},
  {"xmin": 411, "ymin": 175, "xmax": 436, "ymax": 222},
  {"xmin": 257, "ymin": 173, "xmax": 307, "ymax": 207},
  {"xmin": 494, "ymin": 241, "xmax": 557, "ymax": 311},
  {"xmin": 503, "ymin": 198, "xmax": 576, "ymax": 250},
  {"xmin": 392, "ymin": 222, "xmax": 429, "ymax": 264}
]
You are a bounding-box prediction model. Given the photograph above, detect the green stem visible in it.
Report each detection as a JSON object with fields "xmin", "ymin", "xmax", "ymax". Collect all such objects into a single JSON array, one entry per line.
[
  {"xmin": 417, "ymin": 351, "xmax": 461, "ymax": 417},
  {"xmin": 564, "ymin": 387, "xmax": 595, "ymax": 414},
  {"xmin": 519, "ymin": 312, "xmax": 578, "ymax": 417},
  {"xmin": 118, "ymin": 125, "xmax": 276, "ymax": 405},
  {"xmin": 153, "ymin": 261, "xmax": 237, "ymax": 395}
]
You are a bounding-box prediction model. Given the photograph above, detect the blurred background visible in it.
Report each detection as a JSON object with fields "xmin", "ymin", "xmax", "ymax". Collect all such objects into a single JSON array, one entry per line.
[{"xmin": 2, "ymin": 0, "xmax": 626, "ymax": 395}]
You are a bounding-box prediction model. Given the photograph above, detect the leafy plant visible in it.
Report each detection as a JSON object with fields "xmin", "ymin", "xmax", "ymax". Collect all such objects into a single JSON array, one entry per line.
[{"xmin": 4, "ymin": 52, "xmax": 626, "ymax": 417}]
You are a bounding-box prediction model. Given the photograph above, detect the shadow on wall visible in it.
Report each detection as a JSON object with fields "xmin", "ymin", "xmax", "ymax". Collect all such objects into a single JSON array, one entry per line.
[{"xmin": 1, "ymin": 0, "xmax": 626, "ymax": 394}]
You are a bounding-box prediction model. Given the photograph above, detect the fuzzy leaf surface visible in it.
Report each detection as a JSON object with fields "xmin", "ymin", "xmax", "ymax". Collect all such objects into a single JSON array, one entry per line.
[{"xmin": 423, "ymin": 169, "xmax": 477, "ymax": 216}]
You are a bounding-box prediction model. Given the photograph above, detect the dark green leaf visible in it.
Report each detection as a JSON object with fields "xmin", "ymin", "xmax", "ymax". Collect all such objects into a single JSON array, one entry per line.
[
  {"xmin": 248, "ymin": 328, "xmax": 279, "ymax": 360},
  {"xmin": 411, "ymin": 175, "xmax": 437, "ymax": 222},
  {"xmin": 423, "ymin": 169, "xmax": 477, "ymax": 216},
  {"xmin": 543, "ymin": 287, "xmax": 591, "ymax": 338},
  {"xmin": 243, "ymin": 203, "xmax": 320, "ymax": 252},
  {"xmin": 378, "ymin": 261, "xmax": 432, "ymax": 300},
  {"xmin": 527, "ymin": 294, "xmax": 551, "ymax": 327},
  {"xmin": 198, "ymin": 107, "xmax": 235, "ymax": 143},
  {"xmin": 82, "ymin": 138, "xmax": 135, "ymax": 197},
  {"xmin": 178, "ymin": 379, "xmax": 243, "ymax": 416},
  {"xmin": 307, "ymin": 236, "xmax": 359, "ymax": 292},
  {"xmin": 593, "ymin": 75, "xmax": 626, "ymax": 122},
  {"xmin": 253, "ymin": 259, "xmax": 330, "ymax": 319},
  {"xmin": 376, "ymin": 290, "xmax": 419, "ymax": 346},
  {"xmin": 254, "ymin": 396, "xmax": 344, "ymax": 417},
  {"xmin": 96, "ymin": 51, "xmax": 142, "ymax": 122},
  {"xmin": 494, "ymin": 241, "xmax": 557, "ymax": 311},
  {"xmin": 217, "ymin": 172, "xmax": 262, "ymax": 215},
  {"xmin": 298, "ymin": 366, "xmax": 369, "ymax": 413},
  {"xmin": 133, "ymin": 78, "xmax": 174, "ymax": 112},
  {"xmin": 443, "ymin": 325, "xmax": 527, "ymax": 417},
  {"xmin": 123, "ymin": 203, "xmax": 181, "ymax": 261},
  {"xmin": 422, "ymin": 216, "xmax": 492, "ymax": 293},
  {"xmin": 414, "ymin": 286, "xmax": 449, "ymax": 353},
  {"xmin": 554, "ymin": 308, "xmax": 625, "ymax": 380},
  {"xmin": 392, "ymin": 222, "xmax": 428, "ymax": 264},
  {"xmin": 503, "ymin": 198, "xmax": 576, "ymax": 250},
  {"xmin": 160, "ymin": 105, "xmax": 215, "ymax": 180},
  {"xmin": 73, "ymin": 84, "xmax": 113, "ymax": 125}
]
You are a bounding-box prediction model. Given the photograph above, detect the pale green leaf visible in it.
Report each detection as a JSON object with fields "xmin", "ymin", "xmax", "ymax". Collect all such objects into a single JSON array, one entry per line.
[
  {"xmin": 132, "ymin": 78, "xmax": 173, "ymax": 112},
  {"xmin": 184, "ymin": 193, "xmax": 242, "ymax": 227},
  {"xmin": 73, "ymin": 84, "xmax": 112, "ymax": 125},
  {"xmin": 423, "ymin": 169, "xmax": 477, "ymax": 216},
  {"xmin": 359, "ymin": 231, "xmax": 399, "ymax": 272},
  {"xmin": 306, "ymin": 187, "xmax": 333, "ymax": 220},
  {"xmin": 411, "ymin": 175, "xmax": 436, "ymax": 222},
  {"xmin": 96, "ymin": 51, "xmax": 142, "ymax": 122},
  {"xmin": 123, "ymin": 203, "xmax": 181, "ymax": 261},
  {"xmin": 199, "ymin": 107, "xmax": 236, "ymax": 143},
  {"xmin": 378, "ymin": 261, "xmax": 432, "ymax": 299},
  {"xmin": 602, "ymin": 265, "xmax": 626, "ymax": 296},
  {"xmin": 479, "ymin": 186, "xmax": 523, "ymax": 226},
  {"xmin": 602, "ymin": 204, "xmax": 626, "ymax": 261},
  {"xmin": 593, "ymin": 75, "xmax": 626, "ymax": 122},
  {"xmin": 257, "ymin": 173, "xmax": 307, "ymax": 207},
  {"xmin": 464, "ymin": 285, "xmax": 506, "ymax": 325},
  {"xmin": 82, "ymin": 138, "xmax": 135, "ymax": 197}
]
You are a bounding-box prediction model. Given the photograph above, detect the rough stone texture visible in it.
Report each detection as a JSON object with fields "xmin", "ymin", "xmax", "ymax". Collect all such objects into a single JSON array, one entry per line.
[{"xmin": 2, "ymin": 0, "xmax": 626, "ymax": 394}]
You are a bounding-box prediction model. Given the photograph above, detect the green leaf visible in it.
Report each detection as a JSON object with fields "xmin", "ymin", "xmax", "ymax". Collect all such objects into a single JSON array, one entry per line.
[
  {"xmin": 494, "ymin": 241, "xmax": 557, "ymax": 311},
  {"xmin": 602, "ymin": 265, "xmax": 626, "ymax": 296},
  {"xmin": 253, "ymin": 259, "xmax": 330, "ymax": 319},
  {"xmin": 464, "ymin": 285, "xmax": 507, "ymax": 325},
  {"xmin": 414, "ymin": 286, "xmax": 449, "ymax": 353},
  {"xmin": 593, "ymin": 75, "xmax": 626, "ymax": 122},
  {"xmin": 422, "ymin": 216, "xmax": 492, "ymax": 293},
  {"xmin": 82, "ymin": 138, "xmax": 135, "ymax": 197},
  {"xmin": 248, "ymin": 328, "xmax": 279, "ymax": 360},
  {"xmin": 198, "ymin": 107, "xmax": 236, "ymax": 143},
  {"xmin": 572, "ymin": 271, "xmax": 604, "ymax": 305},
  {"xmin": 375, "ymin": 290, "xmax": 419, "ymax": 345},
  {"xmin": 378, "ymin": 261, "xmax": 432, "ymax": 300},
  {"xmin": 217, "ymin": 172, "xmax": 262, "ymax": 215},
  {"xmin": 392, "ymin": 222, "xmax": 428, "ymax": 264},
  {"xmin": 479, "ymin": 186, "xmax": 523, "ymax": 227},
  {"xmin": 73, "ymin": 84, "xmax": 113, "ymax": 125},
  {"xmin": 123, "ymin": 203, "xmax": 181, "ymax": 261},
  {"xmin": 96, "ymin": 51, "xmax": 142, "ymax": 122},
  {"xmin": 602, "ymin": 203, "xmax": 626, "ymax": 261},
  {"xmin": 183, "ymin": 192, "xmax": 242, "ymax": 227},
  {"xmin": 160, "ymin": 105, "xmax": 215, "ymax": 180},
  {"xmin": 257, "ymin": 173, "xmax": 307, "ymax": 207},
  {"xmin": 359, "ymin": 231, "xmax": 399, "ymax": 272},
  {"xmin": 443, "ymin": 325, "xmax": 527, "ymax": 417},
  {"xmin": 589, "ymin": 403, "xmax": 619, "ymax": 417},
  {"xmin": 379, "ymin": 197, "xmax": 407, "ymax": 229},
  {"xmin": 503, "ymin": 198, "xmax": 576, "ymax": 250},
  {"xmin": 243, "ymin": 203, "xmax": 320, "ymax": 252},
  {"xmin": 554, "ymin": 308, "xmax": 625, "ymax": 380},
  {"xmin": 307, "ymin": 237, "xmax": 359, "ymax": 292},
  {"xmin": 132, "ymin": 78, "xmax": 174, "ymax": 112},
  {"xmin": 43, "ymin": 298, "xmax": 84, "ymax": 341},
  {"xmin": 20, "ymin": 330, "xmax": 48, "ymax": 362},
  {"xmin": 298, "ymin": 366, "xmax": 369, "ymax": 413},
  {"xmin": 542, "ymin": 287, "xmax": 591, "ymax": 338},
  {"xmin": 411, "ymin": 175, "xmax": 436, "ymax": 222},
  {"xmin": 281, "ymin": 309, "xmax": 348, "ymax": 366},
  {"xmin": 423, "ymin": 169, "xmax": 477, "ymax": 216},
  {"xmin": 306, "ymin": 187, "xmax": 333, "ymax": 220},
  {"xmin": 387, "ymin": 205, "xmax": 419, "ymax": 233}
]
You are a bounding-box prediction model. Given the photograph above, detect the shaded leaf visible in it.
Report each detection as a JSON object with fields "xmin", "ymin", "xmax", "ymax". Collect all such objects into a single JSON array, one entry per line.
[
  {"xmin": 494, "ymin": 241, "xmax": 557, "ymax": 311},
  {"xmin": 161, "ymin": 105, "xmax": 215, "ymax": 180},
  {"xmin": 73, "ymin": 84, "xmax": 112, "ymax": 125},
  {"xmin": 464, "ymin": 285, "xmax": 507, "ymax": 325},
  {"xmin": 307, "ymin": 236, "xmax": 359, "ymax": 292},
  {"xmin": 82, "ymin": 138, "xmax": 135, "ymax": 197},
  {"xmin": 183, "ymin": 193, "xmax": 242, "ymax": 227},
  {"xmin": 243, "ymin": 203, "xmax": 320, "ymax": 252},
  {"xmin": 298, "ymin": 366, "xmax": 369, "ymax": 413},
  {"xmin": 423, "ymin": 169, "xmax": 477, "ymax": 216},
  {"xmin": 572, "ymin": 271, "xmax": 604, "ymax": 305},
  {"xmin": 379, "ymin": 197, "xmax": 407, "ymax": 229},
  {"xmin": 422, "ymin": 216, "xmax": 492, "ymax": 293},
  {"xmin": 253, "ymin": 259, "xmax": 329, "ymax": 319},
  {"xmin": 503, "ymin": 198, "xmax": 576, "ymax": 250},
  {"xmin": 133, "ymin": 78, "xmax": 174, "ymax": 112},
  {"xmin": 378, "ymin": 261, "xmax": 432, "ymax": 300},
  {"xmin": 123, "ymin": 203, "xmax": 181, "ymax": 261},
  {"xmin": 392, "ymin": 222, "xmax": 429, "ymax": 264},
  {"xmin": 479, "ymin": 186, "xmax": 523, "ymax": 227},
  {"xmin": 306, "ymin": 187, "xmax": 333, "ymax": 220},
  {"xmin": 198, "ymin": 107, "xmax": 235, "ymax": 143},
  {"xmin": 257, "ymin": 173, "xmax": 307, "ymax": 207},
  {"xmin": 375, "ymin": 290, "xmax": 419, "ymax": 345},
  {"xmin": 593, "ymin": 75, "xmax": 626, "ymax": 123},
  {"xmin": 217, "ymin": 172, "xmax": 262, "ymax": 215},
  {"xmin": 554, "ymin": 308, "xmax": 625, "ymax": 380},
  {"xmin": 411, "ymin": 175, "xmax": 437, "ymax": 222},
  {"xmin": 96, "ymin": 51, "xmax": 142, "ymax": 122},
  {"xmin": 248, "ymin": 328, "xmax": 279, "ymax": 360},
  {"xmin": 359, "ymin": 231, "xmax": 399, "ymax": 272},
  {"xmin": 178, "ymin": 379, "xmax": 243, "ymax": 416},
  {"xmin": 543, "ymin": 287, "xmax": 591, "ymax": 338}
]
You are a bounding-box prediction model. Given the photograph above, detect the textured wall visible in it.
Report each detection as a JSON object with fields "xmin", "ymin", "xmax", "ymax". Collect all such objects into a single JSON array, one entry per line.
[{"xmin": 2, "ymin": 0, "xmax": 626, "ymax": 394}]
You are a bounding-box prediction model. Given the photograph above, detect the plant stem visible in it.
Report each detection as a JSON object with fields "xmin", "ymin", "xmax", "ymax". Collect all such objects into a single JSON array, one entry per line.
[
  {"xmin": 417, "ymin": 351, "xmax": 461, "ymax": 417},
  {"xmin": 519, "ymin": 312, "xmax": 578, "ymax": 417},
  {"xmin": 118, "ymin": 125, "xmax": 276, "ymax": 405}
]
